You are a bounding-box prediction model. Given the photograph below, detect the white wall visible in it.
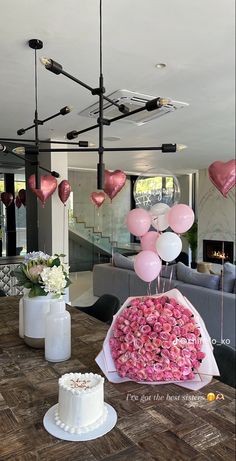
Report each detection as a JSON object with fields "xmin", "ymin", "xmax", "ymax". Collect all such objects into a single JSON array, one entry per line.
[
  {"xmin": 197, "ymin": 168, "xmax": 235, "ymax": 265},
  {"xmin": 38, "ymin": 142, "xmax": 69, "ymax": 258}
]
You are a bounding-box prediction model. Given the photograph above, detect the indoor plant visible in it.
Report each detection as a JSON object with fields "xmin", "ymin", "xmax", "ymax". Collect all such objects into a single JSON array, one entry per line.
[{"xmin": 184, "ymin": 222, "xmax": 198, "ymax": 269}]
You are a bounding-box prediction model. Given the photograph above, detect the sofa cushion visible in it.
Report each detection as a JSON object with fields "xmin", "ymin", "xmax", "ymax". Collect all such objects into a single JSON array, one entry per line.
[
  {"xmin": 177, "ymin": 262, "xmax": 220, "ymax": 290},
  {"xmin": 160, "ymin": 264, "xmax": 177, "ymax": 279},
  {"xmin": 113, "ymin": 252, "xmax": 134, "ymax": 270},
  {"xmin": 219, "ymin": 262, "xmax": 236, "ymax": 293}
]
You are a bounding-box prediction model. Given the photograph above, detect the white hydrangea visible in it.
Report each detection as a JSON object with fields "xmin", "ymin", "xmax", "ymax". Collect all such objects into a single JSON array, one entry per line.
[{"xmin": 40, "ymin": 265, "xmax": 67, "ymax": 296}]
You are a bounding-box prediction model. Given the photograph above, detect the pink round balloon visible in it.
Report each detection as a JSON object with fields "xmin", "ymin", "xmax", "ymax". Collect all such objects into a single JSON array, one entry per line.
[
  {"xmin": 126, "ymin": 208, "xmax": 151, "ymax": 237},
  {"xmin": 134, "ymin": 250, "xmax": 162, "ymax": 282},
  {"xmin": 141, "ymin": 231, "xmax": 160, "ymax": 253},
  {"xmin": 168, "ymin": 204, "xmax": 194, "ymax": 234}
]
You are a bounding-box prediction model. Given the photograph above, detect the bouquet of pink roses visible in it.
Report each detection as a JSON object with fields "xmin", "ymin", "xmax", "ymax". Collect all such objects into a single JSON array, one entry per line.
[{"xmin": 96, "ymin": 289, "xmax": 219, "ymax": 390}]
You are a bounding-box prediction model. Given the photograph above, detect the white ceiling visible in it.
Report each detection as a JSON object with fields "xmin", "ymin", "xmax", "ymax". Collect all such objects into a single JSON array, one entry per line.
[{"xmin": 0, "ymin": 0, "xmax": 235, "ymax": 175}]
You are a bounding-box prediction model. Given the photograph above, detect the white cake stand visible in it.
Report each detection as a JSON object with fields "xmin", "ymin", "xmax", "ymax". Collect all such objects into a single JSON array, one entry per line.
[{"xmin": 43, "ymin": 403, "xmax": 117, "ymax": 441}]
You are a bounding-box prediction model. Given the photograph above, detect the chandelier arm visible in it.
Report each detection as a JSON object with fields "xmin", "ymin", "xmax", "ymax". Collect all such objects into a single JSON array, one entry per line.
[
  {"xmin": 36, "ymin": 145, "xmax": 175, "ymax": 153},
  {"xmin": 7, "ymin": 150, "xmax": 60, "ymax": 177},
  {"xmin": 66, "ymin": 106, "xmax": 146, "ymax": 139}
]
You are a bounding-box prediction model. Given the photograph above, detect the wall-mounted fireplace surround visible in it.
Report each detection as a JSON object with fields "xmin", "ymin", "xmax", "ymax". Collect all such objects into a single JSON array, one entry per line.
[{"xmin": 203, "ymin": 240, "xmax": 234, "ymax": 264}]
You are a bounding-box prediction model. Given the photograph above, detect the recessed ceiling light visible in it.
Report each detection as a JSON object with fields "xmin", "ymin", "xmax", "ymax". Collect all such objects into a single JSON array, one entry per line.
[
  {"xmin": 103, "ymin": 136, "xmax": 121, "ymax": 142},
  {"xmin": 155, "ymin": 63, "xmax": 167, "ymax": 69}
]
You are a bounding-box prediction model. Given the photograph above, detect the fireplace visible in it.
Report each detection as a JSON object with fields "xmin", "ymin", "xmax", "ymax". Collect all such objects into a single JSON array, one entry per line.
[{"xmin": 203, "ymin": 240, "xmax": 234, "ymax": 264}]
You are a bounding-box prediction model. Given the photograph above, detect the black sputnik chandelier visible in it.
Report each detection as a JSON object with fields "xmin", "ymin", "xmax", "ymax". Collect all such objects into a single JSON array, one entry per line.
[{"xmin": 0, "ymin": 0, "xmax": 186, "ymax": 190}]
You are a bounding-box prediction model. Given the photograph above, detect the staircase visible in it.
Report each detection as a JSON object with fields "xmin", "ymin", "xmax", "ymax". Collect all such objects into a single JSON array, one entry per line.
[{"xmin": 69, "ymin": 217, "xmax": 116, "ymax": 255}]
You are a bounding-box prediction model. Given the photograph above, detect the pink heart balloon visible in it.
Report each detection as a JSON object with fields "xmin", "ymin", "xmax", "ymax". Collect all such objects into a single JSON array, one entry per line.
[
  {"xmin": 15, "ymin": 196, "xmax": 22, "ymax": 209},
  {"xmin": 18, "ymin": 189, "xmax": 26, "ymax": 206},
  {"xmin": 58, "ymin": 180, "xmax": 72, "ymax": 205},
  {"xmin": 90, "ymin": 191, "xmax": 106, "ymax": 208},
  {"xmin": 1, "ymin": 192, "xmax": 13, "ymax": 207},
  {"xmin": 28, "ymin": 174, "xmax": 57, "ymax": 206},
  {"xmin": 208, "ymin": 160, "xmax": 236, "ymax": 198},
  {"xmin": 104, "ymin": 169, "xmax": 126, "ymax": 201}
]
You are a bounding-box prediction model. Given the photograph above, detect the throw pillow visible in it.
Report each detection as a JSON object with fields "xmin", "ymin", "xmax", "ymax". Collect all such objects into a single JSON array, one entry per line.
[
  {"xmin": 113, "ymin": 252, "xmax": 134, "ymax": 270},
  {"xmin": 219, "ymin": 262, "xmax": 236, "ymax": 293},
  {"xmin": 177, "ymin": 262, "xmax": 220, "ymax": 290},
  {"xmin": 160, "ymin": 264, "xmax": 177, "ymax": 279}
]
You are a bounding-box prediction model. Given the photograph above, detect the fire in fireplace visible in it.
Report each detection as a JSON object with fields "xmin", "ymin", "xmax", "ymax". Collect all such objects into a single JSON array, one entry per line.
[{"xmin": 203, "ymin": 240, "xmax": 234, "ymax": 264}]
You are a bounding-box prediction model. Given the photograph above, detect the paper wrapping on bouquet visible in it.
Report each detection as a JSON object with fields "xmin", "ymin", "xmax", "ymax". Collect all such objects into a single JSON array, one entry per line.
[{"xmin": 96, "ymin": 289, "xmax": 220, "ymax": 390}]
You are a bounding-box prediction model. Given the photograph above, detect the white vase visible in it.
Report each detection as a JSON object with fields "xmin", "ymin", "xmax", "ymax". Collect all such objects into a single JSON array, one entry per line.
[
  {"xmin": 45, "ymin": 300, "xmax": 71, "ymax": 362},
  {"xmin": 19, "ymin": 297, "xmax": 24, "ymax": 338},
  {"xmin": 23, "ymin": 295, "xmax": 52, "ymax": 348}
]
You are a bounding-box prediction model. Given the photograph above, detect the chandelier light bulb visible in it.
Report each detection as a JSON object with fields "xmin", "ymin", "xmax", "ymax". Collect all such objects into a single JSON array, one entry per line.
[
  {"xmin": 12, "ymin": 146, "xmax": 25, "ymax": 155},
  {"xmin": 40, "ymin": 57, "xmax": 62, "ymax": 75},
  {"xmin": 60, "ymin": 106, "xmax": 73, "ymax": 115},
  {"xmin": 177, "ymin": 144, "xmax": 187, "ymax": 151},
  {"xmin": 78, "ymin": 141, "xmax": 96, "ymax": 147},
  {"xmin": 40, "ymin": 57, "xmax": 51, "ymax": 67},
  {"xmin": 0, "ymin": 144, "xmax": 6, "ymax": 152},
  {"xmin": 159, "ymin": 98, "xmax": 171, "ymax": 106}
]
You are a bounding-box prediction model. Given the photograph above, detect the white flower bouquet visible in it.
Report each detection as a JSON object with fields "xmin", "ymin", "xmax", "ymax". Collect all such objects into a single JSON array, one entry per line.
[{"xmin": 11, "ymin": 251, "xmax": 71, "ymax": 298}]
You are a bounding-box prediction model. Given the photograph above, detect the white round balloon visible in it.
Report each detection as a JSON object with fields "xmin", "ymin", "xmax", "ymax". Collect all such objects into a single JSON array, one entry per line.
[
  {"xmin": 156, "ymin": 232, "xmax": 182, "ymax": 262},
  {"xmin": 150, "ymin": 203, "xmax": 170, "ymax": 231}
]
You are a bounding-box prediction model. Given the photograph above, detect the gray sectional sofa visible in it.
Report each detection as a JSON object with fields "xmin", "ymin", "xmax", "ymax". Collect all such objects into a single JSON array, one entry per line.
[{"xmin": 93, "ymin": 261, "xmax": 236, "ymax": 349}]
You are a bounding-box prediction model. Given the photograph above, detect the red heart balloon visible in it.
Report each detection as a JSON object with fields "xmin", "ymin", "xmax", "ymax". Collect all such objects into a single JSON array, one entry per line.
[
  {"xmin": 28, "ymin": 175, "xmax": 57, "ymax": 206},
  {"xmin": 90, "ymin": 191, "xmax": 106, "ymax": 208},
  {"xmin": 1, "ymin": 192, "xmax": 13, "ymax": 207},
  {"xmin": 208, "ymin": 160, "xmax": 236, "ymax": 197},
  {"xmin": 104, "ymin": 170, "xmax": 126, "ymax": 201},
  {"xmin": 58, "ymin": 180, "xmax": 72, "ymax": 205}
]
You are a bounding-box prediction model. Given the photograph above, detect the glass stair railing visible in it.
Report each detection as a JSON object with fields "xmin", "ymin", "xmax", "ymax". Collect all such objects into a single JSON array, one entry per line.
[{"xmin": 69, "ymin": 217, "xmax": 114, "ymax": 255}]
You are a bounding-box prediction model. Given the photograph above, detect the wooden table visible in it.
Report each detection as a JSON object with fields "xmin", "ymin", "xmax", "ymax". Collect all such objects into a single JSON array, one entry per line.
[{"xmin": 0, "ymin": 297, "xmax": 235, "ymax": 461}]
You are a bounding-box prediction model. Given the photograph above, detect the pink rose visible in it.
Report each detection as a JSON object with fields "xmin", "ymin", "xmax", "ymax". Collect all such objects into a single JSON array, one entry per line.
[
  {"xmin": 169, "ymin": 298, "xmax": 177, "ymax": 306},
  {"xmin": 173, "ymin": 309, "xmax": 181, "ymax": 319},
  {"xmin": 159, "ymin": 332, "xmax": 170, "ymax": 341},
  {"xmin": 140, "ymin": 324, "xmax": 152, "ymax": 334},
  {"xmin": 153, "ymin": 322, "xmax": 162, "ymax": 332},
  {"xmin": 197, "ymin": 351, "xmax": 206, "ymax": 360},
  {"xmin": 164, "ymin": 371, "xmax": 174, "ymax": 380},
  {"xmin": 182, "ymin": 348, "xmax": 191, "ymax": 358}
]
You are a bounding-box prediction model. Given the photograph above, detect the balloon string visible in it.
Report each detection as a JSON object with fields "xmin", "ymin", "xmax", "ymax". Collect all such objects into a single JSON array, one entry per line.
[
  {"xmin": 169, "ymin": 264, "xmax": 174, "ymax": 291},
  {"xmin": 63, "ymin": 204, "xmax": 66, "ymax": 256},
  {"xmin": 162, "ymin": 262, "xmax": 168, "ymax": 293},
  {"xmin": 97, "ymin": 208, "xmax": 100, "ymax": 232},
  {"xmin": 147, "ymin": 282, "xmax": 151, "ymax": 296},
  {"xmin": 156, "ymin": 274, "xmax": 161, "ymax": 294},
  {"xmin": 220, "ymin": 242, "xmax": 224, "ymax": 344}
]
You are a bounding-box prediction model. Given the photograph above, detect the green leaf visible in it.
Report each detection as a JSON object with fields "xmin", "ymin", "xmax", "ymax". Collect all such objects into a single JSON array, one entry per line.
[
  {"xmin": 51, "ymin": 257, "xmax": 60, "ymax": 267},
  {"xmin": 28, "ymin": 285, "xmax": 47, "ymax": 298},
  {"xmin": 24, "ymin": 281, "xmax": 33, "ymax": 288}
]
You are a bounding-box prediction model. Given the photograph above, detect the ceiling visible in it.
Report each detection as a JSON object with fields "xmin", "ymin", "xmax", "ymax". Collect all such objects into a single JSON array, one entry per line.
[{"xmin": 0, "ymin": 0, "xmax": 235, "ymax": 176}]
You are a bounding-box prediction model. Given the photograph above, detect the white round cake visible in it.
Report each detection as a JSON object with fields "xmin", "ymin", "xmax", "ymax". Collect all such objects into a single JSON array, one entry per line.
[{"xmin": 55, "ymin": 372, "xmax": 108, "ymax": 434}]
